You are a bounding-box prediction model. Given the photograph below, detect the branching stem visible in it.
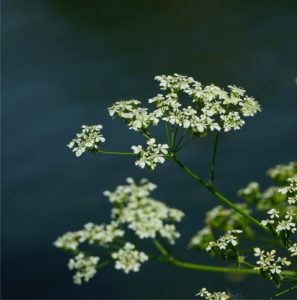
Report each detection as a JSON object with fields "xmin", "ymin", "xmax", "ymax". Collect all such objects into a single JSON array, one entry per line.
[
  {"xmin": 209, "ymin": 132, "xmax": 220, "ymax": 185},
  {"xmin": 173, "ymin": 156, "xmax": 269, "ymax": 233}
]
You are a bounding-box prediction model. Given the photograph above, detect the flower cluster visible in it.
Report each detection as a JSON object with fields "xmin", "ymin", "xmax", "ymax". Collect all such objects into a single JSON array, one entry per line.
[
  {"xmin": 267, "ymin": 162, "xmax": 297, "ymax": 184},
  {"xmin": 279, "ymin": 177, "xmax": 297, "ymax": 205},
  {"xmin": 196, "ymin": 287, "xmax": 230, "ymax": 300},
  {"xmin": 55, "ymin": 178, "xmax": 184, "ymax": 284},
  {"xmin": 206, "ymin": 230, "xmax": 242, "ymax": 261},
  {"xmin": 149, "ymin": 74, "xmax": 261, "ymax": 135},
  {"xmin": 288, "ymin": 243, "xmax": 297, "ymax": 257},
  {"xmin": 189, "ymin": 204, "xmax": 253, "ymax": 251},
  {"xmin": 54, "ymin": 221, "xmax": 124, "ymax": 251},
  {"xmin": 67, "ymin": 125, "xmax": 105, "ymax": 157},
  {"xmin": 111, "ymin": 242, "xmax": 149, "ymax": 274},
  {"xmin": 260, "ymin": 208, "xmax": 296, "ymax": 237},
  {"xmin": 68, "ymin": 253, "xmax": 100, "ymax": 285},
  {"xmin": 108, "ymin": 99, "xmax": 159, "ymax": 131},
  {"xmin": 254, "ymin": 248, "xmax": 291, "ymax": 286},
  {"xmin": 107, "ymin": 74, "xmax": 260, "ymax": 152},
  {"xmin": 105, "ymin": 178, "xmax": 184, "ymax": 243},
  {"xmin": 189, "ymin": 227, "xmax": 214, "ymax": 251},
  {"xmin": 131, "ymin": 138, "xmax": 169, "ymax": 170}
]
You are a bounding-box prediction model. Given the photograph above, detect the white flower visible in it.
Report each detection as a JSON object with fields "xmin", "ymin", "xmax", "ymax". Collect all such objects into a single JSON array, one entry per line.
[
  {"xmin": 132, "ymin": 138, "xmax": 169, "ymax": 170},
  {"xmin": 206, "ymin": 230, "xmax": 242, "ymax": 252},
  {"xmin": 159, "ymin": 224, "xmax": 180, "ymax": 244},
  {"xmin": 267, "ymin": 162, "xmax": 297, "ymax": 182},
  {"xmin": 288, "ymin": 243, "xmax": 297, "ymax": 257},
  {"xmin": 253, "ymin": 247, "xmax": 291, "ymax": 278},
  {"xmin": 267, "ymin": 209, "xmax": 280, "ymax": 219},
  {"xmin": 109, "ymin": 74, "xmax": 261, "ymax": 141},
  {"xmin": 68, "ymin": 253, "xmax": 100, "ymax": 285},
  {"xmin": 108, "ymin": 99, "xmax": 159, "ymax": 132},
  {"xmin": 54, "ymin": 230, "xmax": 86, "ymax": 251},
  {"xmin": 275, "ymin": 218, "xmax": 296, "ymax": 234},
  {"xmin": 220, "ymin": 112, "xmax": 245, "ymax": 132},
  {"xmin": 111, "ymin": 242, "xmax": 148, "ymax": 274},
  {"xmin": 240, "ymin": 96, "xmax": 261, "ymax": 117},
  {"xmin": 68, "ymin": 125, "xmax": 105, "ymax": 157},
  {"xmin": 196, "ymin": 287, "xmax": 230, "ymax": 300},
  {"xmin": 105, "ymin": 178, "xmax": 184, "ymax": 243},
  {"xmin": 189, "ymin": 227, "xmax": 213, "ymax": 249}
]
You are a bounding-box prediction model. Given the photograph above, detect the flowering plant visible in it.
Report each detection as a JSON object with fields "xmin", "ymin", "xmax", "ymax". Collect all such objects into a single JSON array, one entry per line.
[{"xmin": 55, "ymin": 74, "xmax": 297, "ymax": 299}]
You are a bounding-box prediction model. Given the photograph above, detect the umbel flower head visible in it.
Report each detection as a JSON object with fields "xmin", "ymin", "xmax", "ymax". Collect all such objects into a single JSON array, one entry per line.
[
  {"xmin": 54, "ymin": 178, "xmax": 184, "ymax": 284},
  {"xmin": 68, "ymin": 125, "xmax": 105, "ymax": 157},
  {"xmin": 196, "ymin": 287, "xmax": 230, "ymax": 300},
  {"xmin": 253, "ymin": 247, "xmax": 291, "ymax": 287},
  {"xmin": 110, "ymin": 74, "xmax": 261, "ymax": 137},
  {"xmin": 111, "ymin": 242, "xmax": 148, "ymax": 274},
  {"xmin": 104, "ymin": 177, "xmax": 184, "ymax": 243},
  {"xmin": 131, "ymin": 138, "xmax": 169, "ymax": 170}
]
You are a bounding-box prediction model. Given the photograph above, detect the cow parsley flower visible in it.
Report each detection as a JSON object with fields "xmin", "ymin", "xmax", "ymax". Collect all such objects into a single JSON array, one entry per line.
[
  {"xmin": 82, "ymin": 222, "xmax": 125, "ymax": 245},
  {"xmin": 240, "ymin": 96, "xmax": 262, "ymax": 117},
  {"xmin": 196, "ymin": 287, "xmax": 230, "ymax": 300},
  {"xmin": 68, "ymin": 253, "xmax": 100, "ymax": 285},
  {"xmin": 54, "ymin": 230, "xmax": 85, "ymax": 251},
  {"xmin": 189, "ymin": 227, "xmax": 214, "ymax": 251},
  {"xmin": 260, "ymin": 208, "xmax": 296, "ymax": 235},
  {"xmin": 254, "ymin": 247, "xmax": 291, "ymax": 284},
  {"xmin": 132, "ymin": 138, "xmax": 169, "ymax": 170},
  {"xmin": 68, "ymin": 125, "xmax": 105, "ymax": 157},
  {"xmin": 267, "ymin": 162, "xmax": 297, "ymax": 184},
  {"xmin": 207, "ymin": 230, "xmax": 242, "ymax": 251},
  {"xmin": 206, "ymin": 230, "xmax": 242, "ymax": 260},
  {"xmin": 108, "ymin": 99, "xmax": 159, "ymax": 131},
  {"xmin": 105, "ymin": 178, "xmax": 184, "ymax": 243},
  {"xmin": 111, "ymin": 242, "xmax": 148, "ymax": 274},
  {"xmin": 108, "ymin": 74, "xmax": 261, "ymax": 145},
  {"xmin": 54, "ymin": 221, "xmax": 125, "ymax": 251},
  {"xmin": 288, "ymin": 243, "xmax": 297, "ymax": 257},
  {"xmin": 279, "ymin": 177, "xmax": 297, "ymax": 205}
]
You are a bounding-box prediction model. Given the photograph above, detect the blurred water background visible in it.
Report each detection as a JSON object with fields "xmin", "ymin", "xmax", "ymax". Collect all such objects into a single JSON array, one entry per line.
[{"xmin": 2, "ymin": 0, "xmax": 297, "ymax": 298}]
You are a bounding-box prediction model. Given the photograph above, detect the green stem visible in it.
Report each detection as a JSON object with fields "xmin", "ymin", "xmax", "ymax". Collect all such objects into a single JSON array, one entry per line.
[
  {"xmin": 209, "ymin": 132, "xmax": 220, "ymax": 185},
  {"xmin": 272, "ymin": 285, "xmax": 297, "ymax": 298},
  {"xmin": 165, "ymin": 123, "xmax": 171, "ymax": 148},
  {"xmin": 97, "ymin": 150, "xmax": 136, "ymax": 156},
  {"xmin": 96, "ymin": 260, "xmax": 112, "ymax": 270},
  {"xmin": 173, "ymin": 156, "xmax": 269, "ymax": 233},
  {"xmin": 168, "ymin": 258, "xmax": 259, "ymax": 274},
  {"xmin": 152, "ymin": 239, "xmax": 169, "ymax": 257},
  {"xmin": 168, "ymin": 258, "xmax": 297, "ymax": 277},
  {"xmin": 175, "ymin": 134, "xmax": 195, "ymax": 152}
]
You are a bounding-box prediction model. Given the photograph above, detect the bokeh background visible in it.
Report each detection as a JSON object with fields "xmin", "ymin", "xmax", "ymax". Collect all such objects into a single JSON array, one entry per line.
[{"xmin": 2, "ymin": 0, "xmax": 297, "ymax": 298}]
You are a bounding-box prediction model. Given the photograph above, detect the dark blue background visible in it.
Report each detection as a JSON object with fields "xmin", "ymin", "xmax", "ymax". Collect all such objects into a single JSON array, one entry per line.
[{"xmin": 2, "ymin": 0, "xmax": 297, "ymax": 298}]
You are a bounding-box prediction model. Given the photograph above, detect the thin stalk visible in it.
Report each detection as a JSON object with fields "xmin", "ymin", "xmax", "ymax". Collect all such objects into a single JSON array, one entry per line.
[
  {"xmin": 167, "ymin": 258, "xmax": 297, "ymax": 277},
  {"xmin": 96, "ymin": 260, "xmax": 112, "ymax": 270},
  {"xmin": 272, "ymin": 285, "xmax": 297, "ymax": 298},
  {"xmin": 171, "ymin": 126, "xmax": 178, "ymax": 148},
  {"xmin": 152, "ymin": 239, "xmax": 169, "ymax": 257},
  {"xmin": 165, "ymin": 123, "xmax": 171, "ymax": 148},
  {"xmin": 175, "ymin": 135, "xmax": 196, "ymax": 152},
  {"xmin": 97, "ymin": 150, "xmax": 136, "ymax": 156},
  {"xmin": 174, "ymin": 129, "xmax": 190, "ymax": 152},
  {"xmin": 173, "ymin": 156, "xmax": 269, "ymax": 233},
  {"xmin": 209, "ymin": 132, "xmax": 220, "ymax": 185}
]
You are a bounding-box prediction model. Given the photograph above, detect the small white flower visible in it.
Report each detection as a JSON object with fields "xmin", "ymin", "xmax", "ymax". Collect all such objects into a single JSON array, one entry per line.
[
  {"xmin": 132, "ymin": 139, "xmax": 169, "ymax": 170},
  {"xmin": 196, "ymin": 287, "xmax": 230, "ymax": 300},
  {"xmin": 68, "ymin": 125, "xmax": 105, "ymax": 157},
  {"xmin": 68, "ymin": 253, "xmax": 100, "ymax": 285},
  {"xmin": 267, "ymin": 209, "xmax": 280, "ymax": 219},
  {"xmin": 111, "ymin": 242, "xmax": 148, "ymax": 274},
  {"xmin": 288, "ymin": 243, "xmax": 297, "ymax": 257}
]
